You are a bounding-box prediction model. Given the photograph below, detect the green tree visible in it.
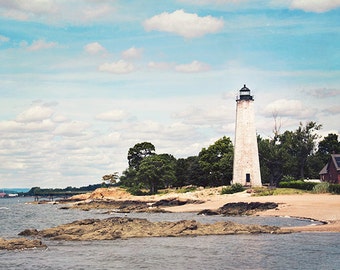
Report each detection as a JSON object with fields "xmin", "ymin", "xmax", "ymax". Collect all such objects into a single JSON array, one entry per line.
[
  {"xmin": 317, "ymin": 133, "xmax": 340, "ymax": 163},
  {"xmin": 137, "ymin": 154, "xmax": 176, "ymax": 194},
  {"xmin": 127, "ymin": 142, "xmax": 155, "ymax": 170},
  {"xmin": 258, "ymin": 136, "xmax": 281, "ymax": 186},
  {"xmin": 279, "ymin": 121, "xmax": 322, "ymax": 179},
  {"xmin": 198, "ymin": 136, "xmax": 233, "ymax": 186},
  {"xmin": 175, "ymin": 156, "xmax": 206, "ymax": 187}
]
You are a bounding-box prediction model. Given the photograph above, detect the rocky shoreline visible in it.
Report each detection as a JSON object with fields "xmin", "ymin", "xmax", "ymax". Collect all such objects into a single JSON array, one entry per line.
[
  {"xmin": 0, "ymin": 237, "xmax": 46, "ymax": 250},
  {"xmin": 18, "ymin": 216, "xmax": 289, "ymax": 241},
  {"xmin": 0, "ymin": 199, "xmax": 284, "ymax": 250}
]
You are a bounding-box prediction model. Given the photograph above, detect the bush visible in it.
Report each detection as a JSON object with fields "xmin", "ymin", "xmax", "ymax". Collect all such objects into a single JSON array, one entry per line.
[
  {"xmin": 221, "ymin": 183, "xmax": 245, "ymax": 194},
  {"xmin": 312, "ymin": 182, "xmax": 330, "ymax": 194},
  {"xmin": 329, "ymin": 184, "xmax": 340, "ymax": 194},
  {"xmin": 278, "ymin": 180, "xmax": 318, "ymax": 191}
]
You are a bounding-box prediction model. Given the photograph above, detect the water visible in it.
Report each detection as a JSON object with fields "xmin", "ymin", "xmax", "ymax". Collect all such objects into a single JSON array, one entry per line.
[{"xmin": 1, "ymin": 198, "xmax": 339, "ymax": 270}]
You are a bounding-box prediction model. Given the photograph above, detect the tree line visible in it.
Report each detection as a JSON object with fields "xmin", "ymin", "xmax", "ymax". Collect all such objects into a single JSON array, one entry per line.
[{"xmin": 119, "ymin": 121, "xmax": 340, "ymax": 194}]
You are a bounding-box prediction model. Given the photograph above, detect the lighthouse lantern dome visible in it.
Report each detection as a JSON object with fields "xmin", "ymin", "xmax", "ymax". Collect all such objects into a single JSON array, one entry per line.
[{"xmin": 237, "ymin": 84, "xmax": 254, "ymax": 101}]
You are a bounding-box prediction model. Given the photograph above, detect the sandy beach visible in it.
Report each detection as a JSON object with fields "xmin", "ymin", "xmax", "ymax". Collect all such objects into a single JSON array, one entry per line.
[
  {"xmin": 162, "ymin": 192, "xmax": 340, "ymax": 232},
  {"xmin": 74, "ymin": 187, "xmax": 340, "ymax": 232}
]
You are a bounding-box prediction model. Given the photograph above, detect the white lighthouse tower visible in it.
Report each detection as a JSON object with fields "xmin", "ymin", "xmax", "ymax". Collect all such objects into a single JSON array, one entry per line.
[{"xmin": 233, "ymin": 84, "xmax": 262, "ymax": 187}]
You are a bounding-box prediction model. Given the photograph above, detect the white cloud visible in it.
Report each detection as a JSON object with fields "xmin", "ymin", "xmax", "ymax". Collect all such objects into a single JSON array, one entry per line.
[
  {"xmin": 306, "ymin": 88, "xmax": 340, "ymax": 99},
  {"xmin": 84, "ymin": 42, "xmax": 106, "ymax": 54},
  {"xmin": 0, "ymin": 34, "xmax": 9, "ymax": 42},
  {"xmin": 81, "ymin": 4, "xmax": 115, "ymax": 21},
  {"xmin": 122, "ymin": 47, "xmax": 143, "ymax": 59},
  {"xmin": 148, "ymin": 61, "xmax": 173, "ymax": 70},
  {"xmin": 27, "ymin": 39, "xmax": 57, "ymax": 51},
  {"xmin": 175, "ymin": 60, "xmax": 210, "ymax": 73},
  {"xmin": 263, "ymin": 99, "xmax": 316, "ymax": 119},
  {"xmin": 143, "ymin": 9, "xmax": 224, "ymax": 38},
  {"xmin": 95, "ymin": 110, "xmax": 127, "ymax": 122},
  {"xmin": 98, "ymin": 60, "xmax": 135, "ymax": 74},
  {"xmin": 290, "ymin": 0, "xmax": 340, "ymax": 13},
  {"xmin": 16, "ymin": 106, "xmax": 54, "ymax": 122},
  {"xmin": 53, "ymin": 121, "xmax": 90, "ymax": 137},
  {"xmin": 0, "ymin": 0, "xmax": 117, "ymax": 24},
  {"xmin": 95, "ymin": 132, "xmax": 121, "ymax": 147}
]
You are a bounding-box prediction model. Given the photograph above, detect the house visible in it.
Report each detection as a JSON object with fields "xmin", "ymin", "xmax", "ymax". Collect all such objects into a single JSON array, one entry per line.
[{"xmin": 319, "ymin": 154, "xmax": 340, "ymax": 184}]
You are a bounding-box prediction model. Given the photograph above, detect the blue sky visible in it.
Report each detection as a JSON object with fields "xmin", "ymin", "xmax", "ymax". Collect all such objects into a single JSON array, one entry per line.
[{"xmin": 0, "ymin": 0, "xmax": 339, "ymax": 188}]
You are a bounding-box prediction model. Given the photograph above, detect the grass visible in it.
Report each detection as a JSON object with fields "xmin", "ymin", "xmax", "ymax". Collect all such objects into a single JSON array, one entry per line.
[{"xmin": 251, "ymin": 187, "xmax": 306, "ymax": 196}]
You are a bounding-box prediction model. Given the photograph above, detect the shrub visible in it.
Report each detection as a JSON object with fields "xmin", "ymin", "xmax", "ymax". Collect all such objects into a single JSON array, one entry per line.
[
  {"xmin": 278, "ymin": 180, "xmax": 318, "ymax": 191},
  {"xmin": 221, "ymin": 183, "xmax": 245, "ymax": 194},
  {"xmin": 329, "ymin": 184, "xmax": 340, "ymax": 194},
  {"xmin": 176, "ymin": 186, "xmax": 197, "ymax": 193},
  {"xmin": 312, "ymin": 182, "xmax": 330, "ymax": 194}
]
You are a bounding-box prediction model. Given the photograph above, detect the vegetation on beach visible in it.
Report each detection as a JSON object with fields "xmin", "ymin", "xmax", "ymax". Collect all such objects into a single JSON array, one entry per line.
[
  {"xmin": 221, "ymin": 183, "xmax": 245, "ymax": 194},
  {"xmin": 118, "ymin": 121, "xmax": 339, "ymax": 194}
]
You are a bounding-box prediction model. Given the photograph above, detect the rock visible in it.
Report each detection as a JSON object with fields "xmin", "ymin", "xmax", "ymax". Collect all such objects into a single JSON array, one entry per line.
[
  {"xmin": 217, "ymin": 202, "xmax": 278, "ymax": 215},
  {"xmin": 197, "ymin": 209, "xmax": 219, "ymax": 216},
  {"xmin": 68, "ymin": 198, "xmax": 202, "ymax": 213},
  {"xmin": 152, "ymin": 198, "xmax": 203, "ymax": 207},
  {"xmin": 198, "ymin": 202, "xmax": 279, "ymax": 216},
  {"xmin": 18, "ymin": 229, "xmax": 39, "ymax": 236},
  {"xmin": 0, "ymin": 237, "xmax": 46, "ymax": 250},
  {"xmin": 19, "ymin": 217, "xmax": 288, "ymax": 241}
]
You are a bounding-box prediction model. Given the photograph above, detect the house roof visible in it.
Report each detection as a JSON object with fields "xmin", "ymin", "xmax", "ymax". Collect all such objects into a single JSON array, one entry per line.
[
  {"xmin": 319, "ymin": 154, "xmax": 340, "ymax": 175},
  {"xmin": 332, "ymin": 154, "xmax": 340, "ymax": 170}
]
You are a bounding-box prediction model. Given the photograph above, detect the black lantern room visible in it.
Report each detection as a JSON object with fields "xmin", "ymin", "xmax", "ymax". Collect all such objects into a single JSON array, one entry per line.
[{"xmin": 237, "ymin": 84, "xmax": 254, "ymax": 101}]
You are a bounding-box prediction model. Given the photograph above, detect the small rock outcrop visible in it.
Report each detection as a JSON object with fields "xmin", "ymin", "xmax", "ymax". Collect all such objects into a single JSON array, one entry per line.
[
  {"xmin": 68, "ymin": 198, "xmax": 203, "ymax": 213},
  {"xmin": 19, "ymin": 217, "xmax": 288, "ymax": 241},
  {"xmin": 0, "ymin": 237, "xmax": 46, "ymax": 250},
  {"xmin": 198, "ymin": 202, "xmax": 278, "ymax": 216}
]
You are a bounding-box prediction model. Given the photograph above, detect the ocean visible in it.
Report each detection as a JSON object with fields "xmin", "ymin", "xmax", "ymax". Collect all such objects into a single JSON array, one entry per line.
[{"xmin": 1, "ymin": 197, "xmax": 339, "ymax": 270}]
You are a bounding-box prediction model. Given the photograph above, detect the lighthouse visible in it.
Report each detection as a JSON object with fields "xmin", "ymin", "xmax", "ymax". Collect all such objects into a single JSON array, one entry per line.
[{"xmin": 232, "ymin": 84, "xmax": 262, "ymax": 187}]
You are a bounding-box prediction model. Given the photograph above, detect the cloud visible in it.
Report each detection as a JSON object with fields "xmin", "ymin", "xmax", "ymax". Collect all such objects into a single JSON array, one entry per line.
[
  {"xmin": 305, "ymin": 88, "xmax": 340, "ymax": 98},
  {"xmin": 143, "ymin": 9, "xmax": 224, "ymax": 38},
  {"xmin": 16, "ymin": 106, "xmax": 54, "ymax": 122},
  {"xmin": 84, "ymin": 42, "xmax": 106, "ymax": 55},
  {"xmin": 0, "ymin": 34, "xmax": 9, "ymax": 42},
  {"xmin": 148, "ymin": 61, "xmax": 174, "ymax": 70},
  {"xmin": 98, "ymin": 60, "xmax": 135, "ymax": 74},
  {"xmin": 95, "ymin": 110, "xmax": 127, "ymax": 122},
  {"xmin": 289, "ymin": 0, "xmax": 340, "ymax": 13},
  {"xmin": 263, "ymin": 99, "xmax": 316, "ymax": 119},
  {"xmin": 121, "ymin": 47, "xmax": 143, "ymax": 59},
  {"xmin": 323, "ymin": 106, "xmax": 340, "ymax": 115},
  {"xmin": 175, "ymin": 60, "xmax": 210, "ymax": 73},
  {"xmin": 0, "ymin": 0, "xmax": 117, "ymax": 24},
  {"xmin": 26, "ymin": 39, "xmax": 57, "ymax": 51},
  {"xmin": 53, "ymin": 121, "xmax": 90, "ymax": 137}
]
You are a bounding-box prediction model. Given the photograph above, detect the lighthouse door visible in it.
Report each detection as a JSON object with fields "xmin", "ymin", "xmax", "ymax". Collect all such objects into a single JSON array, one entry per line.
[{"xmin": 246, "ymin": 173, "xmax": 251, "ymax": 183}]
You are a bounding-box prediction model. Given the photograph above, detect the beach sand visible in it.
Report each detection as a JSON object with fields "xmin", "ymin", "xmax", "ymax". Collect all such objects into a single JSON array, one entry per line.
[
  {"xmin": 163, "ymin": 192, "xmax": 340, "ymax": 232},
  {"xmin": 74, "ymin": 187, "xmax": 340, "ymax": 232}
]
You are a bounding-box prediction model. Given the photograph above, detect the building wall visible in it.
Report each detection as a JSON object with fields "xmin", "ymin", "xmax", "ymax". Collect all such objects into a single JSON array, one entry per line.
[
  {"xmin": 233, "ymin": 99, "xmax": 262, "ymax": 186},
  {"xmin": 328, "ymin": 162, "xmax": 340, "ymax": 184}
]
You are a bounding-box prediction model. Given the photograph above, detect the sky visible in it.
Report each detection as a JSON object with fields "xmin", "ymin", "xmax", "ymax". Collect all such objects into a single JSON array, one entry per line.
[{"xmin": 0, "ymin": 0, "xmax": 339, "ymax": 188}]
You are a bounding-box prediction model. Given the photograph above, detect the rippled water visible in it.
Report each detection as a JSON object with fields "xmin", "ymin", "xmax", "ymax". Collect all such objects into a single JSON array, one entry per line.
[{"xmin": 1, "ymin": 198, "xmax": 339, "ymax": 270}]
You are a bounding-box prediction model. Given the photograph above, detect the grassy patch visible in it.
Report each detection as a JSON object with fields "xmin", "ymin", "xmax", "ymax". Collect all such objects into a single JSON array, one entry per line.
[
  {"xmin": 221, "ymin": 183, "xmax": 245, "ymax": 195},
  {"xmin": 251, "ymin": 187, "xmax": 305, "ymax": 196}
]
